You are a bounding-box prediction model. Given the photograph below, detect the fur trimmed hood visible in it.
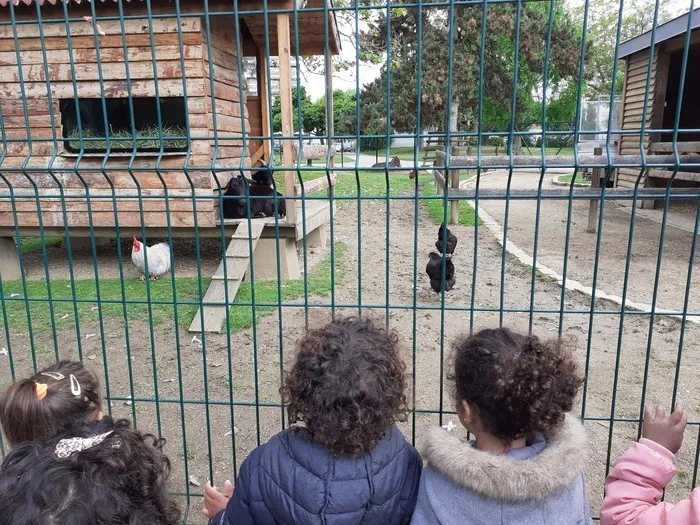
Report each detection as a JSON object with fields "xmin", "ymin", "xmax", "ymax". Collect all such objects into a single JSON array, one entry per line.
[{"xmin": 421, "ymin": 415, "xmax": 589, "ymax": 502}]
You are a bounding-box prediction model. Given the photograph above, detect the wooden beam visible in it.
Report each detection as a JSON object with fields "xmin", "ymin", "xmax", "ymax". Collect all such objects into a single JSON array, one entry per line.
[
  {"xmin": 277, "ymin": 12, "xmax": 296, "ymax": 224},
  {"xmin": 434, "ymin": 150, "xmax": 700, "ymax": 167},
  {"xmin": 257, "ymin": 47, "xmax": 272, "ymax": 163},
  {"xmin": 325, "ymin": 49, "xmax": 334, "ymax": 168},
  {"xmin": 650, "ymin": 141, "xmax": 700, "ymax": 154},
  {"xmin": 588, "ymin": 147, "xmax": 603, "ymax": 233}
]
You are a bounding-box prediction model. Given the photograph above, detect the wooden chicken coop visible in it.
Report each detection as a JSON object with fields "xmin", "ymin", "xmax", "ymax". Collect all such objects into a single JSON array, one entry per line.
[
  {"xmin": 0, "ymin": 0, "xmax": 340, "ymax": 289},
  {"xmin": 616, "ymin": 7, "xmax": 700, "ymax": 203}
]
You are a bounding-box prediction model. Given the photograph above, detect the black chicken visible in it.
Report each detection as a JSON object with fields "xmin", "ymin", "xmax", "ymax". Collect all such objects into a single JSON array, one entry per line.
[
  {"xmin": 426, "ymin": 252, "xmax": 455, "ymax": 293},
  {"xmin": 435, "ymin": 223, "xmax": 457, "ymax": 256}
]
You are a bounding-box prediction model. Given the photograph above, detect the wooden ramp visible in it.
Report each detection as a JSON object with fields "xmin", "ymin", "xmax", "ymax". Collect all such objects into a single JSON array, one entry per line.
[{"xmin": 189, "ymin": 220, "xmax": 266, "ymax": 333}]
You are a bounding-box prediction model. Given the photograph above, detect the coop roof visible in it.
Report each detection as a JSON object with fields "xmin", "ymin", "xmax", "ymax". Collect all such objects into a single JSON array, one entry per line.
[
  {"xmin": 618, "ymin": 7, "xmax": 700, "ymax": 59},
  {"xmin": 0, "ymin": 0, "xmax": 341, "ymax": 56}
]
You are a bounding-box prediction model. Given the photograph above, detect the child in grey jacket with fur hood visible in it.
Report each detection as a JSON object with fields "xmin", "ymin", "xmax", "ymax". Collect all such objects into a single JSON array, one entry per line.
[{"xmin": 412, "ymin": 328, "xmax": 592, "ymax": 525}]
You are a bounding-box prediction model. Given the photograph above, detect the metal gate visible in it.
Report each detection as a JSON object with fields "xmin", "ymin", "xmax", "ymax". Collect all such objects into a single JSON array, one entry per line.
[{"xmin": 0, "ymin": 0, "xmax": 698, "ymax": 522}]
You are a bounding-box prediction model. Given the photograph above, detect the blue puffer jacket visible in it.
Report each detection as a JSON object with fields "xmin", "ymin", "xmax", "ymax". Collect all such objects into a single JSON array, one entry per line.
[{"xmin": 213, "ymin": 426, "xmax": 422, "ymax": 525}]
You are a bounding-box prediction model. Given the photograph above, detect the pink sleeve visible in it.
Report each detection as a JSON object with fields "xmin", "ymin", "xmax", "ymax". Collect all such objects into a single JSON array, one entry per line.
[{"xmin": 600, "ymin": 438, "xmax": 700, "ymax": 525}]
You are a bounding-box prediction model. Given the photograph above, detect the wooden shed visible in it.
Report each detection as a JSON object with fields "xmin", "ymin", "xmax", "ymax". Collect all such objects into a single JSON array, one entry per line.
[
  {"xmin": 0, "ymin": 0, "xmax": 340, "ymax": 238},
  {"xmin": 616, "ymin": 7, "xmax": 700, "ymax": 196}
]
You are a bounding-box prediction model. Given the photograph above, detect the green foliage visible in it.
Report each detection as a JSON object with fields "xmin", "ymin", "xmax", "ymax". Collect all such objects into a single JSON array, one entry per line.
[
  {"xmin": 359, "ymin": 2, "xmax": 585, "ymax": 133},
  {"xmin": 488, "ymin": 136, "xmax": 504, "ymax": 148},
  {"xmin": 66, "ymin": 125, "xmax": 188, "ymax": 152},
  {"xmin": 272, "ymin": 86, "xmax": 323, "ymax": 134},
  {"xmin": 571, "ymin": 0, "xmax": 683, "ymax": 97},
  {"xmin": 359, "ymin": 134, "xmax": 389, "ymax": 153}
]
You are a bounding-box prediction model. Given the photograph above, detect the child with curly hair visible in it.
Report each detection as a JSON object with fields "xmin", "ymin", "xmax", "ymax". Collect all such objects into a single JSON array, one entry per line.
[
  {"xmin": 412, "ymin": 327, "xmax": 592, "ymax": 524},
  {"xmin": 601, "ymin": 403, "xmax": 695, "ymax": 524},
  {"xmin": 0, "ymin": 417, "xmax": 181, "ymax": 525},
  {"xmin": 202, "ymin": 317, "xmax": 422, "ymax": 524},
  {"xmin": 0, "ymin": 360, "xmax": 103, "ymax": 447}
]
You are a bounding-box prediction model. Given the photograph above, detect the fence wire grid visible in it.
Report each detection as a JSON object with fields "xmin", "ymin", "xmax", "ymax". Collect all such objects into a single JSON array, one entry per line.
[{"xmin": 0, "ymin": 0, "xmax": 699, "ymax": 522}]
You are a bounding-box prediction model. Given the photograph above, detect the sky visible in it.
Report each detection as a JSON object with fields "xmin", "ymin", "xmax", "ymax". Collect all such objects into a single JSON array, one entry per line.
[{"xmin": 301, "ymin": 0, "xmax": 695, "ymax": 101}]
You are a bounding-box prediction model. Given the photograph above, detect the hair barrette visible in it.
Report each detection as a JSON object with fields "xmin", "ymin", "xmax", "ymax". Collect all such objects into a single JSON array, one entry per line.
[
  {"xmin": 54, "ymin": 431, "xmax": 119, "ymax": 459},
  {"xmin": 40, "ymin": 372, "xmax": 65, "ymax": 381},
  {"xmin": 70, "ymin": 374, "xmax": 81, "ymax": 396},
  {"xmin": 35, "ymin": 382, "xmax": 48, "ymax": 401}
]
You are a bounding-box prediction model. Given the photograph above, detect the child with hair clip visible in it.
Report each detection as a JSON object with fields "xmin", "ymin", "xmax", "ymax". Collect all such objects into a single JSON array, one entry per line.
[
  {"xmin": 0, "ymin": 360, "xmax": 102, "ymax": 447},
  {"xmin": 601, "ymin": 403, "xmax": 695, "ymax": 525},
  {"xmin": 202, "ymin": 317, "xmax": 422, "ymax": 525},
  {"xmin": 412, "ymin": 327, "xmax": 592, "ymax": 524},
  {"xmin": 0, "ymin": 416, "xmax": 181, "ymax": 525}
]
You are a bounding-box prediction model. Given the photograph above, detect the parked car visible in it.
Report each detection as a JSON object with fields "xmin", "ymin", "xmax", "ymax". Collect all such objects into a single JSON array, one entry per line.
[{"xmin": 342, "ymin": 140, "xmax": 356, "ymax": 152}]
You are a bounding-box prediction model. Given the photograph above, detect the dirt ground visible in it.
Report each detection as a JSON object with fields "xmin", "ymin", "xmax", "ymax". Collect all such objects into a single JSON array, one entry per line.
[{"xmin": 2, "ymin": 174, "xmax": 700, "ymax": 523}]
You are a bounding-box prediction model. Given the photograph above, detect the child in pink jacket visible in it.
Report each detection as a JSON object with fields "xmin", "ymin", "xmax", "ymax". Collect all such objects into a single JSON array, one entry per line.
[{"xmin": 601, "ymin": 403, "xmax": 698, "ymax": 525}]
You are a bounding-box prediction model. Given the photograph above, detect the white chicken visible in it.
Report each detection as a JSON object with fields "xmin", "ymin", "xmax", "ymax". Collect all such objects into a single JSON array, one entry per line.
[{"xmin": 131, "ymin": 237, "xmax": 172, "ymax": 280}]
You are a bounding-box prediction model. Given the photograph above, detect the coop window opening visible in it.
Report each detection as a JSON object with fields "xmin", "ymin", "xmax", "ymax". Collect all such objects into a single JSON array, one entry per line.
[{"xmin": 59, "ymin": 97, "xmax": 189, "ymax": 154}]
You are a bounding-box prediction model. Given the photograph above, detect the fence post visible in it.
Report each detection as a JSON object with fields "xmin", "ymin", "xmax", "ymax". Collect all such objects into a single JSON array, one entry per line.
[
  {"xmin": 0, "ymin": 237, "xmax": 22, "ymax": 281},
  {"xmin": 587, "ymin": 146, "xmax": 603, "ymax": 233}
]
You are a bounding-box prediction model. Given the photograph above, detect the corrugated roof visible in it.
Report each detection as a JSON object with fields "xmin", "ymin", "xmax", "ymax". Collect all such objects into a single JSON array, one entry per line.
[{"xmin": 618, "ymin": 7, "xmax": 700, "ymax": 59}]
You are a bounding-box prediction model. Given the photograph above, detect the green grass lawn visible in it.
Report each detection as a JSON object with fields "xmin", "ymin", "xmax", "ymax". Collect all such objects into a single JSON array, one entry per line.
[
  {"xmin": 1, "ymin": 243, "xmax": 347, "ymax": 336},
  {"xmin": 556, "ymin": 173, "xmax": 591, "ymax": 186},
  {"xmin": 20, "ymin": 237, "xmax": 62, "ymax": 254}
]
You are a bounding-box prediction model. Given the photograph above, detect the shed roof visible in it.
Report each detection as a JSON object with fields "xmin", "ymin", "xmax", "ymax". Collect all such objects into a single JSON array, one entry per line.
[
  {"xmin": 0, "ymin": 0, "xmax": 341, "ymax": 56},
  {"xmin": 618, "ymin": 7, "xmax": 700, "ymax": 59}
]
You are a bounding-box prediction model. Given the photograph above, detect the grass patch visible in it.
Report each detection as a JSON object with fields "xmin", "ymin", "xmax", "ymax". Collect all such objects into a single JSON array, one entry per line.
[
  {"xmin": 557, "ymin": 173, "xmax": 591, "ymax": 186},
  {"xmin": 20, "ymin": 237, "xmax": 62, "ymax": 254},
  {"xmin": 422, "ymin": 181, "xmax": 480, "ymax": 226},
  {"xmin": 0, "ymin": 243, "xmax": 347, "ymax": 336},
  {"xmin": 66, "ymin": 125, "xmax": 188, "ymax": 153},
  {"xmin": 223, "ymin": 242, "xmax": 347, "ymax": 332},
  {"xmin": 274, "ymin": 170, "xmax": 435, "ymax": 198}
]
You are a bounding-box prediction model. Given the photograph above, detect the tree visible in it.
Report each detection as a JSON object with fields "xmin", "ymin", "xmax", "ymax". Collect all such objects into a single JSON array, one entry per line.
[
  {"xmin": 572, "ymin": 0, "xmax": 685, "ymax": 97},
  {"xmin": 358, "ymin": 1, "xmax": 585, "ymax": 134},
  {"xmin": 272, "ymin": 85, "xmax": 324, "ymax": 135}
]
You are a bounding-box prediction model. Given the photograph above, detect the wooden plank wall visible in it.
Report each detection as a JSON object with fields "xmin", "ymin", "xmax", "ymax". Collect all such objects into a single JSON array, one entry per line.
[
  {"xmin": 203, "ymin": 14, "xmax": 252, "ymax": 187},
  {"xmin": 617, "ymin": 49, "xmax": 658, "ymax": 188},
  {"xmin": 0, "ymin": 11, "xmax": 217, "ymax": 229}
]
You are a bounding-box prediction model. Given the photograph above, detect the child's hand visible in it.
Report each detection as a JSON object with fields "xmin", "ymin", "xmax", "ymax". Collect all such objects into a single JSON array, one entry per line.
[
  {"xmin": 642, "ymin": 403, "xmax": 688, "ymax": 455},
  {"xmin": 202, "ymin": 480, "xmax": 233, "ymax": 520}
]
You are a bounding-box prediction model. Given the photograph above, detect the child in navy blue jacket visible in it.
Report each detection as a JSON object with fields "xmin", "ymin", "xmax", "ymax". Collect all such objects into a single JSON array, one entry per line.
[{"xmin": 202, "ymin": 317, "xmax": 422, "ymax": 524}]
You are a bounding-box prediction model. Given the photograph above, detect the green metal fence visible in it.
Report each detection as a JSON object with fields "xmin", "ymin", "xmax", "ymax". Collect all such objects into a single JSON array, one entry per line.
[{"xmin": 0, "ymin": 0, "xmax": 699, "ymax": 522}]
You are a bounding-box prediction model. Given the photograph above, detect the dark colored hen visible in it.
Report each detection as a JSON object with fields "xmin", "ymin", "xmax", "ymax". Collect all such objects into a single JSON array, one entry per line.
[
  {"xmin": 435, "ymin": 223, "xmax": 457, "ymax": 256},
  {"xmin": 426, "ymin": 252, "xmax": 455, "ymax": 293}
]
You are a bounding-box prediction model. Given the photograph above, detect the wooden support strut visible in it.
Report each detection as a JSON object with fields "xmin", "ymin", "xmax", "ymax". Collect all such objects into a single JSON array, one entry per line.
[
  {"xmin": 189, "ymin": 220, "xmax": 266, "ymax": 333},
  {"xmin": 277, "ymin": 12, "xmax": 296, "ymax": 225}
]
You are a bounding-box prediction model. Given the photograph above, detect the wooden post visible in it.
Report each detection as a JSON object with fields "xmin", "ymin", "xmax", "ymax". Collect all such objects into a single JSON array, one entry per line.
[
  {"xmin": 325, "ymin": 48, "xmax": 334, "ymax": 198},
  {"xmin": 587, "ymin": 147, "xmax": 603, "ymax": 233},
  {"xmin": 257, "ymin": 47, "xmax": 272, "ymax": 164},
  {"xmin": 277, "ymin": 13, "xmax": 296, "ymax": 224}
]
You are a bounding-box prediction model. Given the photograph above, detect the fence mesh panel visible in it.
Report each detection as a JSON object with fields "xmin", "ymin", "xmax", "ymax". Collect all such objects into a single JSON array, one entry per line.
[{"xmin": 0, "ymin": 0, "xmax": 698, "ymax": 522}]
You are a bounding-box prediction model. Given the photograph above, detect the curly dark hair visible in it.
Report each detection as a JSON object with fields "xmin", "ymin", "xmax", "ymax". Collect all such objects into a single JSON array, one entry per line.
[
  {"xmin": 451, "ymin": 327, "xmax": 582, "ymax": 442},
  {"xmin": 283, "ymin": 317, "xmax": 409, "ymax": 456},
  {"xmin": 0, "ymin": 417, "xmax": 181, "ymax": 525}
]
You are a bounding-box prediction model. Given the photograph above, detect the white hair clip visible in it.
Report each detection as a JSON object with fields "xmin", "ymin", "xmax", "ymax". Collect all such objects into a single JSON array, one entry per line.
[
  {"xmin": 70, "ymin": 374, "xmax": 81, "ymax": 396},
  {"xmin": 54, "ymin": 431, "xmax": 120, "ymax": 459},
  {"xmin": 40, "ymin": 372, "xmax": 65, "ymax": 381}
]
